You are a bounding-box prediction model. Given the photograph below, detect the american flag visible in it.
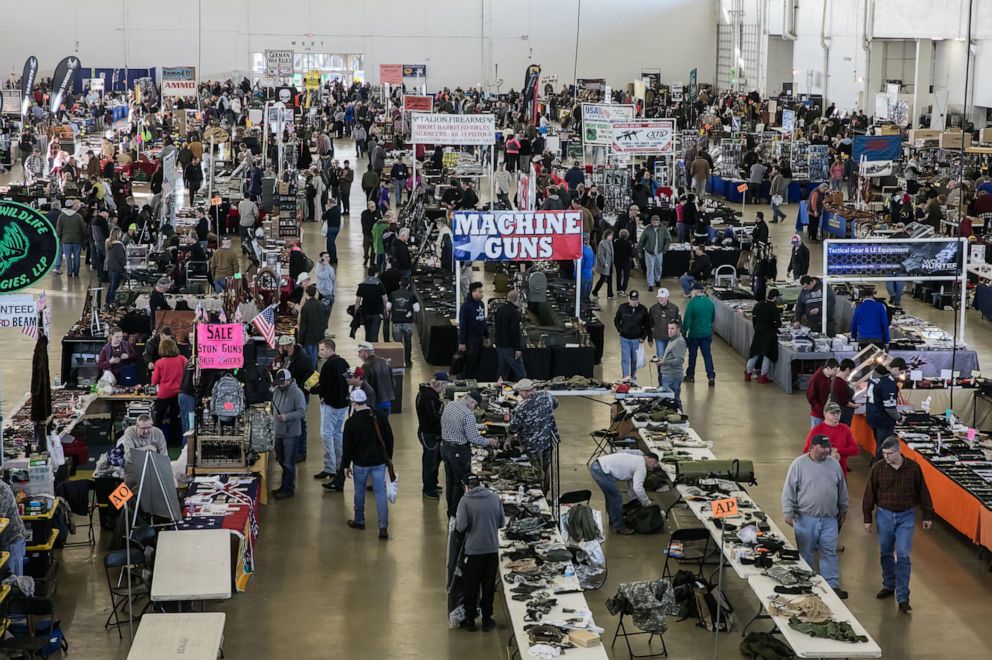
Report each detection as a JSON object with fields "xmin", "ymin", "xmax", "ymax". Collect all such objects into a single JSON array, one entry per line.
[
  {"xmin": 251, "ymin": 305, "xmax": 277, "ymax": 349},
  {"xmin": 21, "ymin": 292, "xmax": 48, "ymax": 340}
]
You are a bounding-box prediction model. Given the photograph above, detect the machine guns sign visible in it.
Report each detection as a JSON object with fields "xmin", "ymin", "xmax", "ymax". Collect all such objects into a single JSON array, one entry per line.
[
  {"xmin": 610, "ymin": 119, "xmax": 675, "ymax": 154},
  {"xmin": 452, "ymin": 210, "xmax": 583, "ymax": 262}
]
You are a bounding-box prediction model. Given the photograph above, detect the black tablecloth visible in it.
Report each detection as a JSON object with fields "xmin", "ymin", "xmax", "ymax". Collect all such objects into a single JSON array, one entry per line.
[{"xmin": 662, "ymin": 248, "xmax": 741, "ymax": 277}]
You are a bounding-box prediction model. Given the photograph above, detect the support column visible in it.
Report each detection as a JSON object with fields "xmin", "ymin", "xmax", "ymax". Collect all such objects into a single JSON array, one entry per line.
[
  {"xmin": 863, "ymin": 41, "xmax": 885, "ymax": 111},
  {"xmin": 912, "ymin": 39, "xmax": 933, "ymax": 129}
]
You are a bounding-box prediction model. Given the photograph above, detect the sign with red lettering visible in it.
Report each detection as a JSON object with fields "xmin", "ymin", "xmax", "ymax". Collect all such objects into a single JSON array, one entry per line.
[
  {"xmin": 379, "ymin": 64, "xmax": 403, "ymax": 85},
  {"xmin": 196, "ymin": 323, "xmax": 244, "ymax": 369},
  {"xmin": 410, "ymin": 113, "xmax": 495, "ymax": 145},
  {"xmin": 452, "ymin": 210, "xmax": 583, "ymax": 262},
  {"xmin": 737, "ymin": 183, "xmax": 749, "ymax": 193},
  {"xmin": 403, "ymin": 95, "xmax": 433, "ymax": 112}
]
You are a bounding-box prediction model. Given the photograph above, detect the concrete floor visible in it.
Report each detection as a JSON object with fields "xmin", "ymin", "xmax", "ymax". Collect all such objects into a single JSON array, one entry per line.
[{"xmin": 5, "ymin": 141, "xmax": 992, "ymax": 659}]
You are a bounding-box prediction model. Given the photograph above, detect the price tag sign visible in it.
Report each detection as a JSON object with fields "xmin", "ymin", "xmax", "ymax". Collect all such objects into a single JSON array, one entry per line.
[
  {"xmin": 737, "ymin": 183, "xmax": 749, "ymax": 193},
  {"xmin": 711, "ymin": 498, "xmax": 739, "ymax": 519},
  {"xmin": 210, "ymin": 196, "xmax": 222, "ymax": 206},
  {"xmin": 109, "ymin": 483, "xmax": 134, "ymax": 510}
]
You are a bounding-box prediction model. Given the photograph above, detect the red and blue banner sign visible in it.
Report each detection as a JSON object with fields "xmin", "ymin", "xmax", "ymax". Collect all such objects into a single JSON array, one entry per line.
[
  {"xmin": 852, "ymin": 135, "xmax": 903, "ymax": 165},
  {"xmin": 452, "ymin": 210, "xmax": 583, "ymax": 262}
]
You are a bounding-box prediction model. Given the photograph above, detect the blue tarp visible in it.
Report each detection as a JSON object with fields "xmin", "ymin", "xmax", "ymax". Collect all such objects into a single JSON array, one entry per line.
[{"xmin": 852, "ymin": 135, "xmax": 903, "ymax": 164}]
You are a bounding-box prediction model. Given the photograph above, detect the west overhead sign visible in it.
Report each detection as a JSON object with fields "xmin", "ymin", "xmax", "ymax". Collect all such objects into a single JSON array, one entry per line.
[
  {"xmin": 410, "ymin": 113, "xmax": 495, "ymax": 145},
  {"xmin": 452, "ymin": 210, "xmax": 583, "ymax": 261}
]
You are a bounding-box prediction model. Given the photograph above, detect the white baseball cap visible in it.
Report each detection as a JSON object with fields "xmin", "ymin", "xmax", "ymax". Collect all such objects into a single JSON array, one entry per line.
[
  {"xmin": 657, "ymin": 288, "xmax": 670, "ymax": 298},
  {"xmin": 350, "ymin": 389, "xmax": 368, "ymax": 403}
]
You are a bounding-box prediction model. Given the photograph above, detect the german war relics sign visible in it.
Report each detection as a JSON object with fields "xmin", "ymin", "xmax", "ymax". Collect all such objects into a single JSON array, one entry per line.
[
  {"xmin": 0, "ymin": 201, "xmax": 59, "ymax": 292},
  {"xmin": 452, "ymin": 210, "xmax": 583, "ymax": 261}
]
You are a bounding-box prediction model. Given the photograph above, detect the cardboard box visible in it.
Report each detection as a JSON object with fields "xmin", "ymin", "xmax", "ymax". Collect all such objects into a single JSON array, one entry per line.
[
  {"xmin": 826, "ymin": 191, "xmax": 844, "ymax": 205},
  {"xmin": 568, "ymin": 631, "xmax": 602, "ymax": 648},
  {"xmin": 372, "ymin": 342, "xmax": 405, "ymax": 368},
  {"xmin": 940, "ymin": 131, "xmax": 972, "ymax": 149},
  {"xmin": 908, "ymin": 129, "xmax": 941, "ymax": 142},
  {"xmin": 277, "ymin": 181, "xmax": 290, "ymax": 195},
  {"xmin": 878, "ymin": 125, "xmax": 901, "ymax": 135},
  {"xmin": 980, "ymin": 128, "xmax": 992, "ymax": 144}
]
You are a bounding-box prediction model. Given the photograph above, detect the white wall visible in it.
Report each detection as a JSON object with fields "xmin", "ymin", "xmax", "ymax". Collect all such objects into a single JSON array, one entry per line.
[
  {"xmin": 789, "ymin": 0, "xmax": 870, "ymax": 111},
  {"xmin": 0, "ymin": 0, "xmax": 716, "ymax": 92}
]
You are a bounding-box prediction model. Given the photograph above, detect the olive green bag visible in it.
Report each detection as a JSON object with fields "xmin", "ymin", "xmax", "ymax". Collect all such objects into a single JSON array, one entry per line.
[{"xmin": 675, "ymin": 459, "xmax": 756, "ymax": 485}]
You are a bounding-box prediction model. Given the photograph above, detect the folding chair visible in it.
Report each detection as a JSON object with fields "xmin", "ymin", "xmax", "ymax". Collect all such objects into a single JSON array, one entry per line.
[
  {"xmin": 55, "ymin": 480, "xmax": 96, "ymax": 548},
  {"xmin": 103, "ymin": 548, "xmax": 151, "ymax": 638},
  {"xmin": 662, "ymin": 528, "xmax": 714, "ymax": 581},
  {"xmin": 0, "ymin": 596, "xmax": 68, "ymax": 658},
  {"xmin": 558, "ymin": 490, "xmax": 592, "ymax": 507},
  {"xmin": 713, "ymin": 264, "xmax": 737, "ymax": 288}
]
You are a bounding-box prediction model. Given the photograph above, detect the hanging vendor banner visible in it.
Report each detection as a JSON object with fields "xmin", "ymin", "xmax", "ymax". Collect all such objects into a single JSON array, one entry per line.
[
  {"xmin": 523, "ymin": 64, "xmax": 542, "ymax": 125},
  {"xmin": 379, "ymin": 64, "xmax": 403, "ymax": 85},
  {"xmin": 581, "ymin": 103, "xmax": 635, "ymax": 146},
  {"xmin": 304, "ymin": 70, "xmax": 321, "ymax": 90},
  {"xmin": 852, "ymin": 135, "xmax": 903, "ymax": 165},
  {"xmin": 0, "ymin": 201, "xmax": 59, "ymax": 292},
  {"xmin": 610, "ymin": 119, "xmax": 675, "ymax": 155},
  {"xmin": 161, "ymin": 66, "xmax": 197, "ymax": 97},
  {"xmin": 410, "ymin": 113, "xmax": 495, "ymax": 145},
  {"xmin": 0, "ymin": 293, "xmax": 37, "ymax": 329},
  {"xmin": 265, "ymin": 49, "xmax": 293, "ymax": 78},
  {"xmin": 402, "ymin": 64, "xmax": 427, "ymax": 78},
  {"xmin": 20, "ymin": 56, "xmax": 38, "ymax": 115},
  {"xmin": 49, "ymin": 55, "xmax": 82, "ymax": 112},
  {"xmin": 782, "ymin": 109, "xmax": 796, "ymax": 132},
  {"xmin": 0, "ymin": 89, "xmax": 16, "ymax": 116},
  {"xmin": 452, "ymin": 210, "xmax": 583, "ymax": 262},
  {"xmin": 577, "ymin": 78, "xmax": 606, "ymax": 93},
  {"xmin": 196, "ymin": 323, "xmax": 245, "ymax": 369},
  {"xmin": 688, "ymin": 68, "xmax": 698, "ymax": 100},
  {"xmin": 824, "ymin": 238, "xmax": 965, "ymax": 280},
  {"xmin": 861, "ymin": 160, "xmax": 893, "ymax": 177},
  {"xmin": 402, "ymin": 95, "xmax": 433, "ymax": 112}
]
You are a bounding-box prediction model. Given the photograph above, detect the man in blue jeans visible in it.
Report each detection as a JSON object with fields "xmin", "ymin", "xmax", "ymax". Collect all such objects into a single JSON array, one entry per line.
[
  {"xmin": 782, "ymin": 436, "xmax": 850, "ymax": 599},
  {"xmin": 613, "ymin": 290, "xmax": 651, "ymax": 382},
  {"xmin": 315, "ymin": 339, "xmax": 350, "ymax": 483},
  {"xmin": 342, "ymin": 389, "xmax": 394, "ymax": 540},
  {"xmin": 682, "ymin": 284, "xmax": 716, "ymax": 385},
  {"xmin": 589, "ymin": 452, "xmax": 659, "ymax": 535},
  {"xmin": 271, "ymin": 369, "xmax": 307, "ymax": 500},
  {"xmin": 863, "ymin": 436, "xmax": 934, "ymax": 614}
]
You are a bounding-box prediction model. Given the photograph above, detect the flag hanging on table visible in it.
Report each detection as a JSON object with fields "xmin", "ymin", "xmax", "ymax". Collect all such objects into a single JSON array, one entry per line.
[{"xmin": 251, "ymin": 305, "xmax": 277, "ymax": 349}]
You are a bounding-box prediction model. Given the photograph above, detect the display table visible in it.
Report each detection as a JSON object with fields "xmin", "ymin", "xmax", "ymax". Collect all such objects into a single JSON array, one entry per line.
[
  {"xmin": 152, "ymin": 530, "xmax": 232, "ymax": 603},
  {"xmin": 619, "ymin": 408, "xmax": 880, "ymax": 658},
  {"xmin": 189, "ymin": 451, "xmax": 270, "ymax": 506},
  {"xmin": 662, "ymin": 247, "xmax": 741, "ymax": 278},
  {"xmin": 706, "ymin": 174, "xmax": 826, "ymax": 204},
  {"xmin": 850, "ymin": 415, "xmax": 992, "ymax": 552},
  {"xmin": 127, "ymin": 613, "xmax": 225, "ymax": 660},
  {"xmin": 710, "ymin": 294, "xmax": 979, "ymax": 393},
  {"xmin": 177, "ymin": 475, "xmax": 260, "ymax": 592}
]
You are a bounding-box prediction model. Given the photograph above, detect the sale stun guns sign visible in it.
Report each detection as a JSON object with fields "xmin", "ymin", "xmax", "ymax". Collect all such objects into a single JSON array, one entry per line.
[{"xmin": 197, "ymin": 323, "xmax": 244, "ymax": 369}]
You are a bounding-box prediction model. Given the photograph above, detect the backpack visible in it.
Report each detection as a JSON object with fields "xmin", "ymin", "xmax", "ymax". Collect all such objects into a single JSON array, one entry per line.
[
  {"xmin": 621, "ymin": 500, "xmax": 665, "ymax": 534},
  {"xmin": 248, "ymin": 407, "xmax": 274, "ymax": 452},
  {"xmin": 694, "ymin": 581, "xmax": 734, "ymax": 632},
  {"xmin": 740, "ymin": 632, "xmax": 795, "ymax": 660},
  {"xmin": 210, "ymin": 374, "xmax": 245, "ymax": 419},
  {"xmin": 303, "ymin": 253, "xmax": 315, "ymax": 273},
  {"xmin": 669, "ymin": 570, "xmax": 700, "ymax": 619}
]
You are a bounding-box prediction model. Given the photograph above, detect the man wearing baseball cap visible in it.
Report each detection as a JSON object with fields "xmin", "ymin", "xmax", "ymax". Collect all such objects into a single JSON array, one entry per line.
[
  {"xmin": 867, "ymin": 357, "xmax": 906, "ymax": 461},
  {"xmin": 341, "ymin": 388, "xmax": 395, "ymax": 539},
  {"xmin": 415, "ymin": 372, "xmax": 449, "ymax": 499},
  {"xmin": 358, "ymin": 342, "xmax": 395, "ymax": 417},
  {"xmin": 271, "ymin": 369, "xmax": 307, "ymax": 500},
  {"xmin": 440, "ymin": 392, "xmax": 500, "ymax": 517},
  {"xmin": 613, "ymin": 290, "xmax": 651, "ymax": 382},
  {"xmin": 275, "ymin": 334, "xmax": 313, "ymax": 462},
  {"xmin": 648, "ymin": 288, "xmax": 680, "ymax": 370},
  {"xmin": 782, "ymin": 434, "xmax": 850, "ymax": 599}
]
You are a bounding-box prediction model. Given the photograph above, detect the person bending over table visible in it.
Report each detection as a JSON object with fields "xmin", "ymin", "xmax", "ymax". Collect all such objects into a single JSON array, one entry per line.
[{"xmin": 588, "ymin": 452, "xmax": 659, "ymax": 535}]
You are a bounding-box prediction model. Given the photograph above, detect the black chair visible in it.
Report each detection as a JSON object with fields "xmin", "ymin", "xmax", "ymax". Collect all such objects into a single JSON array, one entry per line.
[
  {"xmin": 0, "ymin": 596, "xmax": 67, "ymax": 659},
  {"xmin": 103, "ymin": 548, "xmax": 151, "ymax": 638},
  {"xmin": 662, "ymin": 528, "xmax": 713, "ymax": 581},
  {"xmin": 558, "ymin": 490, "xmax": 592, "ymax": 506},
  {"xmin": 55, "ymin": 480, "xmax": 96, "ymax": 548}
]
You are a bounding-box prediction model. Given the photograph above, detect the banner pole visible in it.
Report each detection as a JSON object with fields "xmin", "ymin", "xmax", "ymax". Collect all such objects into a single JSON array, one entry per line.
[
  {"xmin": 822, "ymin": 240, "xmax": 829, "ymax": 335},
  {"xmin": 575, "ymin": 262, "xmax": 581, "ymax": 318},
  {"xmin": 959, "ymin": 238, "xmax": 968, "ymax": 344}
]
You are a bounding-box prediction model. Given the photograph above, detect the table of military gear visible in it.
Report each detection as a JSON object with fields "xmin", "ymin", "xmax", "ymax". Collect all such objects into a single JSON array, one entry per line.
[
  {"xmin": 612, "ymin": 400, "xmax": 880, "ymax": 657},
  {"xmin": 708, "ymin": 294, "xmax": 979, "ymax": 394}
]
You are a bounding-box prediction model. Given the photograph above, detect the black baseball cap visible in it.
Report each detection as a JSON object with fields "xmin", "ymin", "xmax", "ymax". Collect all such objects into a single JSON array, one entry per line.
[
  {"xmin": 889, "ymin": 357, "xmax": 908, "ymax": 370},
  {"xmin": 628, "ymin": 290, "xmax": 640, "ymax": 300},
  {"xmin": 810, "ymin": 434, "xmax": 832, "ymax": 448}
]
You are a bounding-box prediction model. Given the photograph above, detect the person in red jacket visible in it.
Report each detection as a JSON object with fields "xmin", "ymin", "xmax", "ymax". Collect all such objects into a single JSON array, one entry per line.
[
  {"xmin": 151, "ymin": 336, "xmax": 188, "ymax": 446},
  {"xmin": 806, "ymin": 358, "xmax": 839, "ymax": 428},
  {"xmin": 804, "ymin": 402, "xmax": 860, "ymax": 474}
]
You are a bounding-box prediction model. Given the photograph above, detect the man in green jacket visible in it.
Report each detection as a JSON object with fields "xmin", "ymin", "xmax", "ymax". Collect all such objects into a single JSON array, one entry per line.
[
  {"xmin": 371, "ymin": 214, "xmax": 390, "ymax": 272},
  {"xmin": 637, "ymin": 215, "xmax": 672, "ymax": 292},
  {"xmin": 682, "ymin": 283, "xmax": 716, "ymax": 386}
]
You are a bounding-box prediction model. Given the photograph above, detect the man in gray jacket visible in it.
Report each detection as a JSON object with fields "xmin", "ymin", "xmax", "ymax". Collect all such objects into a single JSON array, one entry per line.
[
  {"xmin": 648, "ymin": 288, "xmax": 680, "ymax": 359},
  {"xmin": 637, "ymin": 215, "xmax": 672, "ymax": 292},
  {"xmin": 358, "ymin": 342, "xmax": 395, "ymax": 417},
  {"xmin": 782, "ymin": 436, "xmax": 850, "ymax": 598},
  {"xmin": 55, "ymin": 200, "xmax": 87, "ymax": 277},
  {"xmin": 658, "ymin": 319, "xmax": 686, "ymax": 410},
  {"xmin": 272, "ymin": 369, "xmax": 308, "ymax": 500},
  {"xmin": 455, "ymin": 474, "xmax": 505, "ymax": 632}
]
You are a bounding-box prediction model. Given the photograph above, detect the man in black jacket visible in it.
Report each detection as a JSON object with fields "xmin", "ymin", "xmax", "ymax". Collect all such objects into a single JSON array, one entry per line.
[
  {"xmin": 388, "ymin": 277, "xmax": 419, "ymax": 367},
  {"xmin": 391, "ymin": 228, "xmax": 413, "ymax": 277},
  {"xmin": 493, "ymin": 290, "xmax": 526, "ymax": 381},
  {"xmin": 614, "ymin": 290, "xmax": 651, "ymax": 382},
  {"xmin": 679, "ymin": 244, "xmax": 712, "ymax": 295},
  {"xmin": 415, "ymin": 372, "xmax": 448, "ymax": 499},
  {"xmin": 360, "ymin": 200, "xmax": 381, "ymax": 266},
  {"xmin": 458, "ymin": 282, "xmax": 489, "ymax": 379},
  {"xmin": 342, "ymin": 389, "xmax": 395, "ymax": 539},
  {"xmin": 316, "ymin": 338, "xmax": 350, "ymax": 483},
  {"xmin": 458, "ymin": 180, "xmax": 480, "ymax": 210},
  {"xmin": 297, "ymin": 285, "xmax": 326, "ymax": 369}
]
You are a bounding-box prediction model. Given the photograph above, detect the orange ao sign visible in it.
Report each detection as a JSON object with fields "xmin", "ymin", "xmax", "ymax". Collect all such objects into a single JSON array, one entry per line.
[
  {"xmin": 737, "ymin": 183, "xmax": 749, "ymax": 193},
  {"xmin": 711, "ymin": 498, "xmax": 739, "ymax": 519},
  {"xmin": 110, "ymin": 483, "xmax": 135, "ymax": 510}
]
